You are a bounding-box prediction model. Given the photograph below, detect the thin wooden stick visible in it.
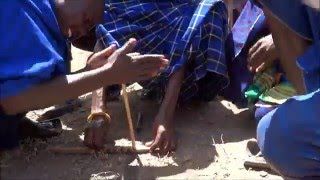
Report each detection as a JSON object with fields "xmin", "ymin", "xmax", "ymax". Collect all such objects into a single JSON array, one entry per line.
[
  {"xmin": 121, "ymin": 84, "xmax": 136, "ymax": 150},
  {"xmin": 227, "ymin": 0, "xmax": 234, "ymax": 32},
  {"xmin": 48, "ymin": 145, "xmax": 149, "ymax": 154}
]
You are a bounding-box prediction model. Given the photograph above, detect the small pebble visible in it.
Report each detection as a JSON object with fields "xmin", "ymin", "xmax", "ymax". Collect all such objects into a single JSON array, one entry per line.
[
  {"xmin": 260, "ymin": 171, "xmax": 269, "ymax": 178},
  {"xmin": 183, "ymin": 154, "xmax": 192, "ymax": 162},
  {"xmin": 223, "ymin": 173, "xmax": 230, "ymax": 178}
]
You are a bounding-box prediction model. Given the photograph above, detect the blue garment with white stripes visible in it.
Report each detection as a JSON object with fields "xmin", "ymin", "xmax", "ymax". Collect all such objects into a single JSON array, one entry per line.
[{"xmin": 96, "ymin": 0, "xmax": 228, "ymax": 102}]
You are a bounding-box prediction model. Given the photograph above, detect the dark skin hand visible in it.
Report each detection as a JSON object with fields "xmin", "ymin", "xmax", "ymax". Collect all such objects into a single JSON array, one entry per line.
[
  {"xmin": 86, "ymin": 40, "xmax": 168, "ymax": 82},
  {"xmin": 85, "ymin": 44, "xmax": 117, "ymax": 70},
  {"xmin": 146, "ymin": 117, "xmax": 176, "ymax": 154},
  {"xmin": 105, "ymin": 41, "xmax": 168, "ymax": 84},
  {"xmin": 247, "ymin": 34, "xmax": 278, "ymax": 73}
]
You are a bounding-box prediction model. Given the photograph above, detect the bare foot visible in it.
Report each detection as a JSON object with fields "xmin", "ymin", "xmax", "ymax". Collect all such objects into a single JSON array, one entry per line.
[{"xmin": 84, "ymin": 115, "xmax": 111, "ymax": 150}]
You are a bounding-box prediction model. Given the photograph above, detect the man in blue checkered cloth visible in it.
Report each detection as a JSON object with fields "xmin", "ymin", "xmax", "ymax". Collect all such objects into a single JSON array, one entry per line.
[
  {"xmin": 74, "ymin": 0, "xmax": 229, "ymax": 153},
  {"xmin": 0, "ymin": 0, "xmax": 167, "ymax": 151}
]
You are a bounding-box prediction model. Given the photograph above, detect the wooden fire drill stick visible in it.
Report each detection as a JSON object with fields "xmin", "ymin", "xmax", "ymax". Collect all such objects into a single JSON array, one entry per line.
[{"xmin": 121, "ymin": 84, "xmax": 136, "ymax": 150}]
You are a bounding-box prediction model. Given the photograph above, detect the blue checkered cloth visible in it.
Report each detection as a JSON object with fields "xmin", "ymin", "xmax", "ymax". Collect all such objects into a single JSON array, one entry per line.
[{"xmin": 96, "ymin": 0, "xmax": 229, "ymax": 102}]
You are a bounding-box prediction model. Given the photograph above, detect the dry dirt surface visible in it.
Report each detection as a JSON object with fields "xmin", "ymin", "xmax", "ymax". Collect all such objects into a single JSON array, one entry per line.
[{"xmin": 1, "ymin": 47, "xmax": 282, "ymax": 180}]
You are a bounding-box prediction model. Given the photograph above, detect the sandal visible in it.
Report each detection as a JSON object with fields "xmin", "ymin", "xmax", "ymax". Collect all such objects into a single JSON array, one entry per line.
[
  {"xmin": 18, "ymin": 117, "xmax": 63, "ymax": 140},
  {"xmin": 244, "ymin": 153, "xmax": 271, "ymax": 170},
  {"xmin": 244, "ymin": 139, "xmax": 271, "ymax": 170}
]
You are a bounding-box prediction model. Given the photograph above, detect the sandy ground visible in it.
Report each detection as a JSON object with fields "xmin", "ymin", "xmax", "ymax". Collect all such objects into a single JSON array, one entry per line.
[{"xmin": 1, "ymin": 47, "xmax": 282, "ymax": 180}]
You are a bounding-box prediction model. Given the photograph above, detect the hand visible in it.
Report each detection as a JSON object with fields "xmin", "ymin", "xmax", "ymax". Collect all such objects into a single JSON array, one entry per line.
[
  {"xmin": 86, "ymin": 44, "xmax": 117, "ymax": 70},
  {"xmin": 104, "ymin": 38, "xmax": 169, "ymax": 84},
  {"xmin": 146, "ymin": 119, "xmax": 176, "ymax": 154},
  {"xmin": 248, "ymin": 35, "xmax": 278, "ymax": 73},
  {"xmin": 83, "ymin": 115, "xmax": 110, "ymax": 150}
]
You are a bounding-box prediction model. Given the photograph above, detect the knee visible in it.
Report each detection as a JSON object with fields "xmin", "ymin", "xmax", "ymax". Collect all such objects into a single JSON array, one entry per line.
[
  {"xmin": 256, "ymin": 99, "xmax": 320, "ymax": 178},
  {"xmin": 256, "ymin": 109, "xmax": 281, "ymax": 160},
  {"xmin": 256, "ymin": 107, "xmax": 298, "ymax": 177}
]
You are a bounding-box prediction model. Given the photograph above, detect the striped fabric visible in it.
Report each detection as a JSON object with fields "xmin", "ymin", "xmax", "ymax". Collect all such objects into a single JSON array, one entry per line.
[
  {"xmin": 230, "ymin": 0, "xmax": 264, "ymax": 60},
  {"xmin": 259, "ymin": 82, "xmax": 297, "ymax": 105},
  {"xmin": 254, "ymin": 82, "xmax": 297, "ymax": 121},
  {"xmin": 95, "ymin": 0, "xmax": 229, "ymax": 103},
  {"xmin": 219, "ymin": 0, "xmax": 267, "ymax": 105}
]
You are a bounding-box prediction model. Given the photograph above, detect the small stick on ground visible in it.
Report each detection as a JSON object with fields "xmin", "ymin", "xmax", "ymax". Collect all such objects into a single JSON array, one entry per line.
[
  {"xmin": 48, "ymin": 145, "xmax": 150, "ymax": 155},
  {"xmin": 121, "ymin": 84, "xmax": 136, "ymax": 150}
]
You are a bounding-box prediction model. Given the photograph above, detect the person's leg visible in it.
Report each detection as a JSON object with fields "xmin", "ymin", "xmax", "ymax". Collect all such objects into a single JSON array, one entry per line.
[
  {"xmin": 0, "ymin": 105, "xmax": 61, "ymax": 152},
  {"xmin": 263, "ymin": 8, "xmax": 312, "ymax": 94},
  {"xmin": 84, "ymin": 87, "xmax": 112, "ymax": 149},
  {"xmin": 257, "ymin": 90, "xmax": 320, "ymax": 178},
  {"xmin": 91, "ymin": 88, "xmax": 107, "ymax": 114}
]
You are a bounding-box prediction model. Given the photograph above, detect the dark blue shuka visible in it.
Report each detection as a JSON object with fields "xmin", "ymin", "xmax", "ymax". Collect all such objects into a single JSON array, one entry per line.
[
  {"xmin": 252, "ymin": 0, "xmax": 320, "ymax": 178},
  {"xmin": 0, "ymin": 0, "xmax": 69, "ymax": 150}
]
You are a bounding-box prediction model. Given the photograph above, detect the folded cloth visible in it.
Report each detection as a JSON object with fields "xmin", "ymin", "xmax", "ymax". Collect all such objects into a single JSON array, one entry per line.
[
  {"xmin": 259, "ymin": 83, "xmax": 297, "ymax": 105},
  {"xmin": 254, "ymin": 78, "xmax": 297, "ymax": 121}
]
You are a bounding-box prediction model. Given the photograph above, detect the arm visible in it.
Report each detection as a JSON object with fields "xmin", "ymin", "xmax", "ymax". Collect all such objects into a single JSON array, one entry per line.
[
  {"xmin": 0, "ymin": 67, "xmax": 111, "ymax": 115},
  {"xmin": 1, "ymin": 39, "xmax": 169, "ymax": 115}
]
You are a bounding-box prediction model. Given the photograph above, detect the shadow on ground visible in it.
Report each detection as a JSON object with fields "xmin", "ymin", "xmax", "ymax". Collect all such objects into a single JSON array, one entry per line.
[{"xmin": 1, "ymin": 90, "xmax": 257, "ymax": 179}]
